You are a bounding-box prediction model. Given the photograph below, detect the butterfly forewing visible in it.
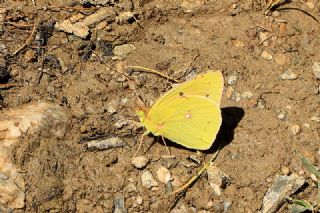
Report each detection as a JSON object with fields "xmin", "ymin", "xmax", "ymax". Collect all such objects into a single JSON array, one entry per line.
[{"xmin": 150, "ymin": 71, "xmax": 224, "ymax": 114}]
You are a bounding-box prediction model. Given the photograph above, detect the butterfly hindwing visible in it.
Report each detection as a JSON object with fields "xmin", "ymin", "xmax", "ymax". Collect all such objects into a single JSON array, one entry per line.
[{"xmin": 147, "ymin": 95, "xmax": 221, "ymax": 150}]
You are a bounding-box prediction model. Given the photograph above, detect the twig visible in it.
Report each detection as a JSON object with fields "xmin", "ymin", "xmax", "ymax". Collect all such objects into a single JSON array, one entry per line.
[
  {"xmin": 12, "ymin": 23, "xmax": 37, "ymax": 56},
  {"xmin": 125, "ymin": 65, "xmax": 179, "ymax": 83}
]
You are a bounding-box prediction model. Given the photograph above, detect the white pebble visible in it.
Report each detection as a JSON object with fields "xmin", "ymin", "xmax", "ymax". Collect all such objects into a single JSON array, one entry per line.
[
  {"xmin": 131, "ymin": 156, "xmax": 149, "ymax": 169},
  {"xmin": 277, "ymin": 113, "xmax": 286, "ymax": 120},
  {"xmin": 290, "ymin": 124, "xmax": 301, "ymax": 135},
  {"xmin": 312, "ymin": 62, "xmax": 320, "ymax": 79},
  {"xmin": 261, "ymin": 50, "xmax": 273, "ymax": 60},
  {"xmin": 278, "ymin": 69, "xmax": 298, "ymax": 80},
  {"xmin": 136, "ymin": 196, "xmax": 143, "ymax": 205},
  {"xmin": 156, "ymin": 167, "xmax": 172, "ymax": 184},
  {"xmin": 141, "ymin": 170, "xmax": 158, "ymax": 189},
  {"xmin": 227, "ymin": 75, "xmax": 238, "ymax": 85},
  {"xmin": 241, "ymin": 91, "xmax": 253, "ymax": 99},
  {"xmin": 311, "ymin": 115, "xmax": 320, "ymax": 123}
]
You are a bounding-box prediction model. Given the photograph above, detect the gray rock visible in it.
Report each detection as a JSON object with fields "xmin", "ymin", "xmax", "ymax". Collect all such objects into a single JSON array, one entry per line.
[
  {"xmin": 227, "ymin": 75, "xmax": 238, "ymax": 85},
  {"xmin": 113, "ymin": 195, "xmax": 127, "ymax": 213},
  {"xmin": 261, "ymin": 174, "xmax": 305, "ymax": 213},
  {"xmin": 86, "ymin": 137, "xmax": 126, "ymax": 150},
  {"xmin": 207, "ymin": 165, "xmax": 230, "ymax": 196},
  {"xmin": 113, "ymin": 44, "xmax": 136, "ymax": 59}
]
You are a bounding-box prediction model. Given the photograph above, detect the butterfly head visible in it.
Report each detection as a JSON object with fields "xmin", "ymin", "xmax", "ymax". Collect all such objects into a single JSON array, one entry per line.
[{"xmin": 136, "ymin": 107, "xmax": 148, "ymax": 123}]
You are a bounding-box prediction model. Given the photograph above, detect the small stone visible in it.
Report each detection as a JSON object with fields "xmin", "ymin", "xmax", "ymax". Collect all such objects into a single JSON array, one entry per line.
[
  {"xmin": 303, "ymin": 123, "xmax": 310, "ymax": 128},
  {"xmin": 311, "ymin": 115, "xmax": 320, "ymax": 123},
  {"xmin": 227, "ymin": 75, "xmax": 238, "ymax": 85},
  {"xmin": 257, "ymin": 99, "xmax": 266, "ymax": 109},
  {"xmin": 224, "ymin": 201, "xmax": 231, "ymax": 211},
  {"xmin": 278, "ymin": 69, "xmax": 298, "ymax": 80},
  {"xmin": 310, "ymin": 173, "xmax": 318, "ymax": 182},
  {"xmin": 290, "ymin": 124, "xmax": 301, "ymax": 135},
  {"xmin": 305, "ymin": 1, "xmax": 315, "ymax": 10},
  {"xmin": 274, "ymin": 53, "xmax": 290, "ymax": 65},
  {"xmin": 261, "ymin": 174, "xmax": 305, "ymax": 213},
  {"xmin": 107, "ymin": 105, "xmax": 117, "ymax": 114},
  {"xmin": 87, "ymin": 137, "xmax": 126, "ymax": 150},
  {"xmin": 114, "ymin": 195, "xmax": 127, "ymax": 213},
  {"xmin": 207, "ymin": 164, "xmax": 230, "ymax": 196},
  {"xmin": 23, "ymin": 49, "xmax": 37, "ymax": 62},
  {"xmin": 125, "ymin": 183, "xmax": 137, "ymax": 193},
  {"xmin": 272, "ymin": 11, "xmax": 280, "ymax": 17},
  {"xmin": 226, "ymin": 86, "xmax": 234, "ymax": 99},
  {"xmin": 114, "ymin": 119, "xmax": 127, "ymax": 129},
  {"xmin": 113, "ymin": 44, "xmax": 136, "ymax": 59},
  {"xmin": 141, "ymin": 170, "xmax": 158, "ymax": 189},
  {"xmin": 232, "ymin": 91, "xmax": 241, "ymax": 102},
  {"xmin": 281, "ymin": 166, "xmax": 290, "ymax": 175},
  {"xmin": 131, "ymin": 156, "xmax": 149, "ymax": 169},
  {"xmin": 241, "ymin": 91, "xmax": 253, "ymax": 99},
  {"xmin": 207, "ymin": 200, "xmax": 214, "ymax": 208},
  {"xmin": 261, "ymin": 50, "xmax": 273, "ymax": 60},
  {"xmin": 136, "ymin": 196, "xmax": 143, "ymax": 205},
  {"xmin": 156, "ymin": 167, "xmax": 172, "ymax": 184},
  {"xmin": 312, "ymin": 62, "xmax": 320, "ymax": 79},
  {"xmin": 277, "ymin": 113, "xmax": 286, "ymax": 120},
  {"xmin": 259, "ymin": 32, "xmax": 270, "ymax": 46}
]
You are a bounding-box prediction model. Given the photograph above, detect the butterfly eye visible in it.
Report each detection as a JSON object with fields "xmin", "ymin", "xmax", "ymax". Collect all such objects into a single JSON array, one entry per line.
[{"xmin": 179, "ymin": 92, "xmax": 184, "ymax": 96}]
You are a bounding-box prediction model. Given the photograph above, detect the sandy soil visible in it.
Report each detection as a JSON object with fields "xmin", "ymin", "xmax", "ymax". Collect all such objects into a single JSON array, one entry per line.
[{"xmin": 1, "ymin": 0, "xmax": 320, "ymax": 212}]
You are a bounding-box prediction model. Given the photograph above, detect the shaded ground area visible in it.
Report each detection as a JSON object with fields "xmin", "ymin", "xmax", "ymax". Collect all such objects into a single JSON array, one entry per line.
[{"xmin": 1, "ymin": 0, "xmax": 320, "ymax": 212}]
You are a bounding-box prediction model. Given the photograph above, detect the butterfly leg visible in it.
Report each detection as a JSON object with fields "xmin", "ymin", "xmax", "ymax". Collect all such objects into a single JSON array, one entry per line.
[
  {"xmin": 161, "ymin": 135, "xmax": 171, "ymax": 156},
  {"xmin": 132, "ymin": 134, "xmax": 145, "ymax": 158}
]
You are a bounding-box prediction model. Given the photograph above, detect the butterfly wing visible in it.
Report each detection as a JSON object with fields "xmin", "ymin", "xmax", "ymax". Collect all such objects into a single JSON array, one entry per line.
[
  {"xmin": 150, "ymin": 71, "xmax": 223, "ymax": 113},
  {"xmin": 147, "ymin": 95, "xmax": 222, "ymax": 150}
]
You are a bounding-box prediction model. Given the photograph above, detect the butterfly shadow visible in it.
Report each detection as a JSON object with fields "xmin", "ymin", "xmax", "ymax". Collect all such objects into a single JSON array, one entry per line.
[
  {"xmin": 205, "ymin": 106, "xmax": 245, "ymax": 154},
  {"xmin": 155, "ymin": 106, "xmax": 245, "ymax": 154}
]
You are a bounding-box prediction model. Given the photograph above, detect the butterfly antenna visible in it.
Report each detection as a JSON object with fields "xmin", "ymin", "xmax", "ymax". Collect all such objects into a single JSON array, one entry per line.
[
  {"xmin": 161, "ymin": 135, "xmax": 171, "ymax": 156},
  {"xmin": 132, "ymin": 134, "xmax": 145, "ymax": 158},
  {"xmin": 125, "ymin": 65, "xmax": 179, "ymax": 83}
]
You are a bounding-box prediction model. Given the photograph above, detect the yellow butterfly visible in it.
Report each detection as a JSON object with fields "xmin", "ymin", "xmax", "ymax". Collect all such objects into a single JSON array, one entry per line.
[{"xmin": 136, "ymin": 71, "xmax": 224, "ymax": 151}]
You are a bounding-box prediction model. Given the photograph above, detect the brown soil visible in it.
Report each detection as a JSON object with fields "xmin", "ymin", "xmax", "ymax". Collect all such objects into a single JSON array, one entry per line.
[{"xmin": 1, "ymin": 0, "xmax": 320, "ymax": 212}]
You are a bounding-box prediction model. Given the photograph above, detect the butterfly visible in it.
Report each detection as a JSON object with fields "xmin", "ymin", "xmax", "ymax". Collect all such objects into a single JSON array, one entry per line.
[{"xmin": 136, "ymin": 70, "xmax": 224, "ymax": 151}]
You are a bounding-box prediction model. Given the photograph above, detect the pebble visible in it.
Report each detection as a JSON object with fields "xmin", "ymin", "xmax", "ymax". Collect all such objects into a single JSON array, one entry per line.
[
  {"xmin": 274, "ymin": 53, "xmax": 290, "ymax": 65},
  {"xmin": 141, "ymin": 170, "xmax": 158, "ymax": 189},
  {"xmin": 227, "ymin": 75, "xmax": 238, "ymax": 85},
  {"xmin": 225, "ymin": 86, "xmax": 234, "ymax": 99},
  {"xmin": 261, "ymin": 174, "xmax": 305, "ymax": 213},
  {"xmin": 310, "ymin": 173, "xmax": 318, "ymax": 182},
  {"xmin": 241, "ymin": 91, "xmax": 253, "ymax": 99},
  {"xmin": 290, "ymin": 124, "xmax": 301, "ymax": 135},
  {"xmin": 277, "ymin": 113, "xmax": 286, "ymax": 120},
  {"xmin": 86, "ymin": 137, "xmax": 126, "ymax": 150},
  {"xmin": 257, "ymin": 99, "xmax": 266, "ymax": 109},
  {"xmin": 305, "ymin": 1, "xmax": 315, "ymax": 10},
  {"xmin": 131, "ymin": 156, "xmax": 149, "ymax": 169},
  {"xmin": 156, "ymin": 167, "xmax": 172, "ymax": 184},
  {"xmin": 125, "ymin": 183, "xmax": 137, "ymax": 193},
  {"xmin": 311, "ymin": 115, "xmax": 320, "ymax": 123},
  {"xmin": 280, "ymin": 166, "xmax": 290, "ymax": 175},
  {"xmin": 207, "ymin": 164, "xmax": 230, "ymax": 196},
  {"xmin": 114, "ymin": 119, "xmax": 128, "ymax": 129},
  {"xmin": 278, "ymin": 69, "xmax": 298, "ymax": 80},
  {"xmin": 259, "ymin": 32, "xmax": 270, "ymax": 46},
  {"xmin": 224, "ymin": 201, "xmax": 231, "ymax": 211},
  {"xmin": 113, "ymin": 44, "xmax": 136, "ymax": 59},
  {"xmin": 312, "ymin": 62, "xmax": 320, "ymax": 79},
  {"xmin": 113, "ymin": 195, "xmax": 127, "ymax": 213},
  {"xmin": 261, "ymin": 50, "xmax": 273, "ymax": 60},
  {"xmin": 233, "ymin": 91, "xmax": 241, "ymax": 102},
  {"xmin": 136, "ymin": 196, "xmax": 143, "ymax": 205}
]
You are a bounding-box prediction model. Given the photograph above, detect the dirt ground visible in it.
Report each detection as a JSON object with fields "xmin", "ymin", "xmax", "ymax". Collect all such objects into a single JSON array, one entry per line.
[{"xmin": 1, "ymin": 0, "xmax": 320, "ymax": 212}]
